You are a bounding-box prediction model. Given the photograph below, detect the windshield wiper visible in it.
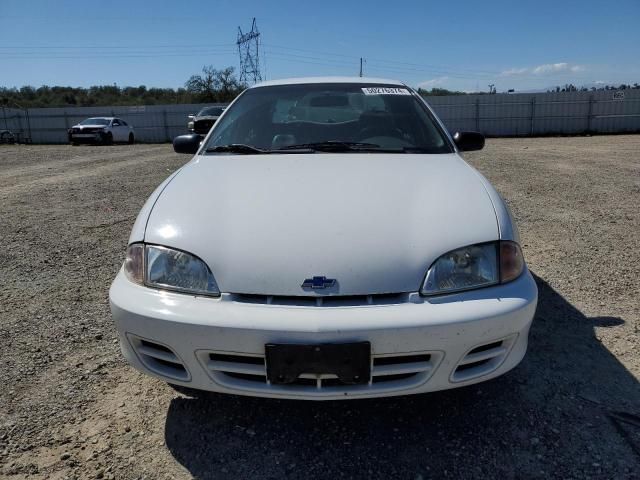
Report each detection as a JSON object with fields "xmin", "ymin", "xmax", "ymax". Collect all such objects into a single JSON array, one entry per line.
[
  {"xmin": 279, "ymin": 141, "xmax": 380, "ymax": 152},
  {"xmin": 205, "ymin": 142, "xmax": 434, "ymax": 155},
  {"xmin": 356, "ymin": 146, "xmax": 440, "ymax": 154},
  {"xmin": 205, "ymin": 144, "xmax": 270, "ymax": 154}
]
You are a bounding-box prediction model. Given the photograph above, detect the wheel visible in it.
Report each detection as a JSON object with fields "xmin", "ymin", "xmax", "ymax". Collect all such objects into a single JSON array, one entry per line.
[
  {"xmin": 128, "ymin": 133, "xmax": 134, "ymax": 144},
  {"xmin": 0, "ymin": 130, "xmax": 15, "ymax": 144},
  {"xmin": 104, "ymin": 132, "xmax": 113, "ymax": 145}
]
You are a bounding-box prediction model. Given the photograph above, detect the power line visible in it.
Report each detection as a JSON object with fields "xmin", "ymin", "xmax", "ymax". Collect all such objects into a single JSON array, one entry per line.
[
  {"xmin": 0, "ymin": 51, "xmax": 237, "ymax": 60},
  {"xmin": 263, "ymin": 50, "xmax": 485, "ymax": 80},
  {"xmin": 264, "ymin": 47, "xmax": 597, "ymax": 82},
  {"xmin": 0, "ymin": 43, "xmax": 236, "ymax": 50},
  {"xmin": 263, "ymin": 43, "xmax": 360, "ymax": 60},
  {"xmin": 0, "ymin": 39, "xmax": 601, "ymax": 84},
  {"xmin": 0, "ymin": 49, "xmax": 236, "ymax": 56},
  {"xmin": 262, "ymin": 43, "xmax": 501, "ymax": 77},
  {"xmin": 263, "ymin": 51, "xmax": 360, "ymax": 68}
]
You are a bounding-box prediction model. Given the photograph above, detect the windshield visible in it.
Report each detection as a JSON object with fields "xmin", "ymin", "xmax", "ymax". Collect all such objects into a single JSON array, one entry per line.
[
  {"xmin": 80, "ymin": 118, "xmax": 110, "ymax": 126},
  {"xmin": 197, "ymin": 107, "xmax": 224, "ymax": 117},
  {"xmin": 203, "ymin": 83, "xmax": 453, "ymax": 154}
]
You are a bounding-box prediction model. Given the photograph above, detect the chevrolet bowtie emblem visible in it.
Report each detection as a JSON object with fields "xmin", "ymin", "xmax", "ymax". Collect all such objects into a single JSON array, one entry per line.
[{"xmin": 301, "ymin": 276, "xmax": 336, "ymax": 290}]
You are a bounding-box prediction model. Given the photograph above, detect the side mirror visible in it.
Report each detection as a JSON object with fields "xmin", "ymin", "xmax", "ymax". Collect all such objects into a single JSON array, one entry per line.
[
  {"xmin": 453, "ymin": 131, "xmax": 485, "ymax": 151},
  {"xmin": 173, "ymin": 134, "xmax": 202, "ymax": 154}
]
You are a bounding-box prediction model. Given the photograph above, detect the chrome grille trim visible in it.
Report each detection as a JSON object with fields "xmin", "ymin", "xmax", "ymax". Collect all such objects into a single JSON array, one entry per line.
[{"xmin": 226, "ymin": 292, "xmax": 413, "ymax": 307}]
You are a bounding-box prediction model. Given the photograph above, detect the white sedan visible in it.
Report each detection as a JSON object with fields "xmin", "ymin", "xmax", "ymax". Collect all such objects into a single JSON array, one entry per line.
[
  {"xmin": 68, "ymin": 117, "xmax": 134, "ymax": 145},
  {"xmin": 110, "ymin": 77, "xmax": 537, "ymax": 400}
]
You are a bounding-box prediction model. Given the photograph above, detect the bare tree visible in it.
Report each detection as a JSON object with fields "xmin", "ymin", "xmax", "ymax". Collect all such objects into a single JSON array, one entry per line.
[{"xmin": 185, "ymin": 66, "xmax": 245, "ymax": 102}]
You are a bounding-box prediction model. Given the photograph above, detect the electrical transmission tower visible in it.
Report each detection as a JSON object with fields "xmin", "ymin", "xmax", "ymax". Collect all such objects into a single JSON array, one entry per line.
[{"xmin": 237, "ymin": 18, "xmax": 263, "ymax": 85}]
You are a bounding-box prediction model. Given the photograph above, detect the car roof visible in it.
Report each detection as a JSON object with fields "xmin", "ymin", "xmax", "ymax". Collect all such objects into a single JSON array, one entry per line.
[{"xmin": 251, "ymin": 76, "xmax": 405, "ymax": 88}]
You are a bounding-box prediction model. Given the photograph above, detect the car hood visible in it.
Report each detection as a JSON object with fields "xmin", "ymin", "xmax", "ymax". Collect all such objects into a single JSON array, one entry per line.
[
  {"xmin": 145, "ymin": 153, "xmax": 499, "ymax": 296},
  {"xmin": 72, "ymin": 124, "xmax": 106, "ymax": 128}
]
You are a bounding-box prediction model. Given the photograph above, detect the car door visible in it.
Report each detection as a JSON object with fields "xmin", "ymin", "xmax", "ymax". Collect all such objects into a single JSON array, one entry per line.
[{"xmin": 111, "ymin": 118, "xmax": 126, "ymax": 142}]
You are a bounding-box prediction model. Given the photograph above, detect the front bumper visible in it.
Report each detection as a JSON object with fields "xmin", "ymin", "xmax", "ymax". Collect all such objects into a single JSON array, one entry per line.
[
  {"xmin": 69, "ymin": 132, "xmax": 106, "ymax": 144},
  {"xmin": 109, "ymin": 270, "xmax": 537, "ymax": 400}
]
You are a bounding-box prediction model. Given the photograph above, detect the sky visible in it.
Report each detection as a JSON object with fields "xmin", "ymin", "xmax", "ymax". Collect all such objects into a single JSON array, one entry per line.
[{"xmin": 1, "ymin": 0, "xmax": 639, "ymax": 93}]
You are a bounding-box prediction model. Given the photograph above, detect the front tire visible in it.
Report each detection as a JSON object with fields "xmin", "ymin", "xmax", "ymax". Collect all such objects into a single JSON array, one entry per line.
[
  {"xmin": 104, "ymin": 132, "xmax": 113, "ymax": 145},
  {"xmin": 128, "ymin": 133, "xmax": 134, "ymax": 144}
]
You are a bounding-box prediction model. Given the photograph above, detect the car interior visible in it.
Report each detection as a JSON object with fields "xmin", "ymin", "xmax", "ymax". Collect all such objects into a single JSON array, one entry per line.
[{"xmin": 210, "ymin": 89, "xmax": 449, "ymax": 152}]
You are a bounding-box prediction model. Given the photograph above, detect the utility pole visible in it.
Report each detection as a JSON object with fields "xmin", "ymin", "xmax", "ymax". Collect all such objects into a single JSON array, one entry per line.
[
  {"xmin": 359, "ymin": 58, "xmax": 365, "ymax": 77},
  {"xmin": 237, "ymin": 18, "xmax": 263, "ymax": 85}
]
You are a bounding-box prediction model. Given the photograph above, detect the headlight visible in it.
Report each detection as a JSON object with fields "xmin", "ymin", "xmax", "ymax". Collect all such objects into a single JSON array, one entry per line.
[
  {"xmin": 123, "ymin": 244, "xmax": 219, "ymax": 296},
  {"xmin": 421, "ymin": 241, "xmax": 524, "ymax": 296}
]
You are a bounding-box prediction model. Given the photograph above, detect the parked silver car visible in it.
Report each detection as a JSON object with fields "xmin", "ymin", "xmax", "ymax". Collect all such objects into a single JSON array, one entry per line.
[{"xmin": 68, "ymin": 117, "xmax": 135, "ymax": 145}]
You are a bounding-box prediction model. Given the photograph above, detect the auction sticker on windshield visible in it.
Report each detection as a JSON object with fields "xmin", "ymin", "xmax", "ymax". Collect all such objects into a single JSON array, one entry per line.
[{"xmin": 361, "ymin": 87, "xmax": 411, "ymax": 95}]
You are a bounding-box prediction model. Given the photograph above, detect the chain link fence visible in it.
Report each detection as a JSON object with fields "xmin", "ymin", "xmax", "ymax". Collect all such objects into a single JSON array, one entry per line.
[
  {"xmin": 427, "ymin": 89, "xmax": 640, "ymax": 136},
  {"xmin": 2, "ymin": 90, "xmax": 639, "ymax": 144}
]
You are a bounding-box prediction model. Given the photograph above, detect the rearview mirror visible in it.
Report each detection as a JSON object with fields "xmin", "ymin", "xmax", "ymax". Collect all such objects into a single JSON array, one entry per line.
[
  {"xmin": 173, "ymin": 134, "xmax": 202, "ymax": 154},
  {"xmin": 453, "ymin": 131, "xmax": 485, "ymax": 152},
  {"xmin": 310, "ymin": 94, "xmax": 349, "ymax": 107}
]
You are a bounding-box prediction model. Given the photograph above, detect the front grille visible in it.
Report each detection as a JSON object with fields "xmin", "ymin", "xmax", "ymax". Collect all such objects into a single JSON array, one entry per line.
[
  {"xmin": 373, "ymin": 354, "xmax": 431, "ymax": 366},
  {"xmin": 197, "ymin": 350, "xmax": 442, "ymax": 395},
  {"xmin": 451, "ymin": 335, "xmax": 517, "ymax": 382},
  {"xmin": 230, "ymin": 292, "xmax": 410, "ymax": 307},
  {"xmin": 209, "ymin": 352, "xmax": 264, "ymax": 365},
  {"xmin": 128, "ymin": 335, "xmax": 190, "ymax": 381},
  {"xmin": 74, "ymin": 127, "xmax": 102, "ymax": 133},
  {"xmin": 193, "ymin": 120, "xmax": 214, "ymax": 134}
]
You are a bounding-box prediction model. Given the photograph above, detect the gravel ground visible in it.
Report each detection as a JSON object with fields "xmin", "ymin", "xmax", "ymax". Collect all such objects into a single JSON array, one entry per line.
[{"xmin": 0, "ymin": 137, "xmax": 638, "ymax": 479}]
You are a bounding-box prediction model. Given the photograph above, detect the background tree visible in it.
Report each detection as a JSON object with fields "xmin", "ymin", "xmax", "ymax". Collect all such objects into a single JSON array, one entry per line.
[
  {"xmin": 418, "ymin": 87, "xmax": 467, "ymax": 96},
  {"xmin": 1, "ymin": 72, "xmax": 638, "ymax": 108},
  {"xmin": 185, "ymin": 66, "xmax": 245, "ymax": 103}
]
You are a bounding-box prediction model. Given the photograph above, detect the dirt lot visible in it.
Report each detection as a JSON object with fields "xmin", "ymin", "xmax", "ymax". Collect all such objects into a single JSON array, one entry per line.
[{"xmin": 1, "ymin": 137, "xmax": 639, "ymax": 479}]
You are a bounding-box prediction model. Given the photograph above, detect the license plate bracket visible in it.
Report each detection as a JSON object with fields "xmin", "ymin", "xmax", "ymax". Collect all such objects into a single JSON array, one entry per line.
[{"xmin": 265, "ymin": 342, "xmax": 371, "ymax": 385}]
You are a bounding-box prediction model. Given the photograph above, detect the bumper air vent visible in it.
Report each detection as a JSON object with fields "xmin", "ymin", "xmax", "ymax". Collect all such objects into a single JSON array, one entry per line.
[
  {"xmin": 451, "ymin": 335, "xmax": 517, "ymax": 383},
  {"xmin": 128, "ymin": 335, "xmax": 190, "ymax": 381}
]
